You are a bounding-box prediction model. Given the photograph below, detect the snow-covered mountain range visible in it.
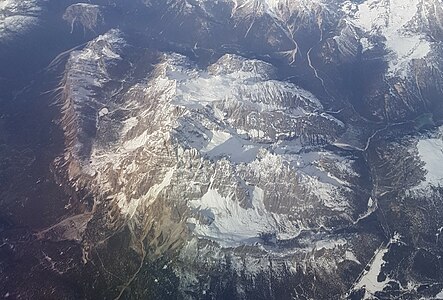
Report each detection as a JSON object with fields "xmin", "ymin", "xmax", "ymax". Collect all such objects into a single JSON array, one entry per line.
[
  {"xmin": 2, "ymin": 0, "xmax": 443, "ymax": 299},
  {"xmin": 54, "ymin": 31, "xmax": 375, "ymax": 297}
]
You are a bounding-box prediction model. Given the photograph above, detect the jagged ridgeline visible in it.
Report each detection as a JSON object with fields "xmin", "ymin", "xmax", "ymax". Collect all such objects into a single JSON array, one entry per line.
[{"xmin": 55, "ymin": 28, "xmax": 375, "ymax": 299}]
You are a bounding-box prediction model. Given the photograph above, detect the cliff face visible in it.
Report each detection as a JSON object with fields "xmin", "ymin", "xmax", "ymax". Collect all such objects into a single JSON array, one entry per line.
[
  {"xmin": 63, "ymin": 3, "xmax": 105, "ymax": 33},
  {"xmin": 59, "ymin": 29, "xmax": 128, "ymax": 180}
]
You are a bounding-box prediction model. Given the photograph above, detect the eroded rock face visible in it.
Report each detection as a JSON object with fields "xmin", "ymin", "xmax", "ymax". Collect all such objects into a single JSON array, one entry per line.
[
  {"xmin": 54, "ymin": 30, "xmax": 382, "ymax": 298},
  {"xmin": 63, "ymin": 3, "xmax": 105, "ymax": 33}
]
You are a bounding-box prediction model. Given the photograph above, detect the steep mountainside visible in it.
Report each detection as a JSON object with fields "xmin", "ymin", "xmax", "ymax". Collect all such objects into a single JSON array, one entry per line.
[{"xmin": 53, "ymin": 31, "xmax": 377, "ymax": 298}]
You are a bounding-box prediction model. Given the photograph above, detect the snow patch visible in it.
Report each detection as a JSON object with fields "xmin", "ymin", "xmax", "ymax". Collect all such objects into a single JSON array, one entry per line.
[
  {"xmin": 353, "ymin": 233, "xmax": 401, "ymax": 298},
  {"xmin": 98, "ymin": 107, "xmax": 109, "ymax": 117},
  {"xmin": 354, "ymin": 246, "xmax": 389, "ymax": 298},
  {"xmin": 315, "ymin": 238, "xmax": 346, "ymax": 251},
  {"xmin": 188, "ymin": 186, "xmax": 298, "ymax": 248},
  {"xmin": 200, "ymin": 130, "xmax": 260, "ymax": 163},
  {"xmin": 360, "ymin": 37, "xmax": 373, "ymax": 52},
  {"xmin": 345, "ymin": 251, "xmax": 361, "ymax": 264},
  {"xmin": 202, "ymin": 131, "xmax": 231, "ymax": 152},
  {"xmin": 417, "ymin": 137, "xmax": 443, "ymax": 187},
  {"xmin": 344, "ymin": 0, "xmax": 431, "ymax": 77}
]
